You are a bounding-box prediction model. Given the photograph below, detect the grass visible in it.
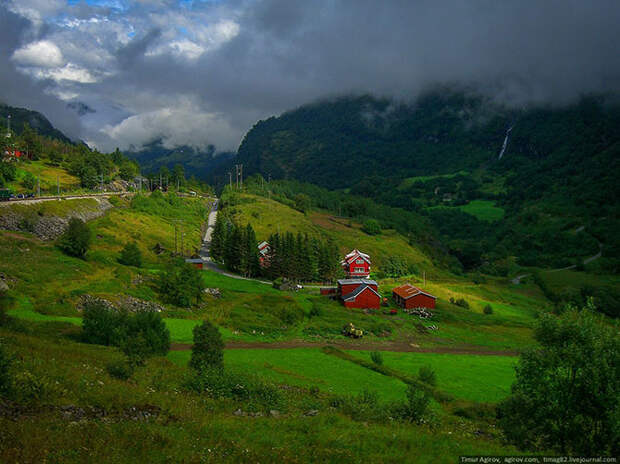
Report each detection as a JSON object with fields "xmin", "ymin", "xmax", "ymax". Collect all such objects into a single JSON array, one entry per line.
[
  {"xmin": 5, "ymin": 160, "xmax": 80, "ymax": 194},
  {"xmin": 428, "ymin": 200, "xmax": 505, "ymax": 222},
  {"xmin": 169, "ymin": 348, "xmax": 410, "ymax": 402},
  {"xmin": 228, "ymin": 192, "xmax": 438, "ymax": 274},
  {"xmin": 397, "ymin": 171, "xmax": 469, "ymax": 190},
  {"xmin": 349, "ymin": 351, "xmax": 517, "ymax": 403}
]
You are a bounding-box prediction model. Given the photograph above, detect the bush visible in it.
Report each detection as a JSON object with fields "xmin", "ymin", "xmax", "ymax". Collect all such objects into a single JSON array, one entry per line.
[
  {"xmin": 186, "ymin": 368, "xmax": 282, "ymax": 411},
  {"xmin": 118, "ymin": 242, "xmax": 142, "ymax": 267},
  {"xmin": 82, "ymin": 300, "xmax": 170, "ymax": 362},
  {"xmin": 106, "ymin": 359, "xmax": 134, "ymax": 380},
  {"xmin": 159, "ymin": 259, "xmax": 205, "ymax": 307},
  {"xmin": 309, "ymin": 302, "xmax": 323, "ymax": 318},
  {"xmin": 483, "ymin": 304, "xmax": 493, "ymax": 315},
  {"xmin": 382, "ymin": 255, "xmax": 411, "ymax": 278},
  {"xmin": 22, "ymin": 172, "xmax": 36, "ymax": 190},
  {"xmin": 82, "ymin": 301, "xmax": 127, "ymax": 346},
  {"xmin": 417, "ymin": 365, "xmax": 437, "ymax": 386},
  {"xmin": 452, "ymin": 297, "xmax": 469, "ymax": 309},
  {"xmin": 362, "ymin": 219, "xmax": 381, "ymax": 235},
  {"xmin": 370, "ymin": 351, "xmax": 383, "ymax": 366},
  {"xmin": 189, "ymin": 320, "xmax": 224, "ymax": 372},
  {"xmin": 0, "ymin": 341, "xmax": 11, "ymax": 395},
  {"xmin": 395, "ymin": 384, "xmax": 431, "ymax": 423},
  {"xmin": 58, "ymin": 217, "xmax": 92, "ymax": 258}
]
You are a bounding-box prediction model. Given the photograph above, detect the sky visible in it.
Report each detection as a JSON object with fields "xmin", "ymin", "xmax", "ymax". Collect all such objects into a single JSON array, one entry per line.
[{"xmin": 1, "ymin": 0, "xmax": 620, "ymax": 153}]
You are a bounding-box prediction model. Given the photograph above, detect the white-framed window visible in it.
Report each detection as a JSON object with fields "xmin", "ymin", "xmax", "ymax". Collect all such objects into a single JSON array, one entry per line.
[
  {"xmin": 356, "ymin": 259, "xmax": 364, "ymax": 264},
  {"xmin": 355, "ymin": 267, "xmax": 366, "ymax": 273}
]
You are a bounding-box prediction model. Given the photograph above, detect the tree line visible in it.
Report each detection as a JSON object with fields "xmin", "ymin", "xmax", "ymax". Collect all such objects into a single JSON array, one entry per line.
[{"xmin": 210, "ymin": 212, "xmax": 341, "ymax": 282}]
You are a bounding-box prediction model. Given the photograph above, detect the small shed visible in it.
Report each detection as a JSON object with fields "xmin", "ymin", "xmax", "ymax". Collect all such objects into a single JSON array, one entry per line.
[
  {"xmin": 392, "ymin": 284, "xmax": 436, "ymax": 309},
  {"xmin": 185, "ymin": 258, "xmax": 204, "ymax": 269}
]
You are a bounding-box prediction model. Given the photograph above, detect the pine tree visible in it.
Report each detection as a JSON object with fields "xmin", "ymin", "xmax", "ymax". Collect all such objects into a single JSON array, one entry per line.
[
  {"xmin": 210, "ymin": 214, "xmax": 227, "ymax": 263},
  {"xmin": 244, "ymin": 224, "xmax": 260, "ymax": 277}
]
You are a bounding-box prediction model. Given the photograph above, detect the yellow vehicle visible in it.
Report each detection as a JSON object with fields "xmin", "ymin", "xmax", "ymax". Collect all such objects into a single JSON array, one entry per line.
[{"xmin": 342, "ymin": 323, "xmax": 364, "ymax": 339}]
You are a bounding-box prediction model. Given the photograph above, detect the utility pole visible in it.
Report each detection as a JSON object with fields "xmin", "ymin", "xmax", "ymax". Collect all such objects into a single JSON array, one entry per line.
[
  {"xmin": 101, "ymin": 174, "xmax": 104, "ymax": 192},
  {"xmin": 37, "ymin": 176, "xmax": 40, "ymax": 197},
  {"xmin": 228, "ymin": 171, "xmax": 232, "ymax": 188},
  {"xmin": 57, "ymin": 175, "xmax": 59, "ymax": 196},
  {"xmin": 180, "ymin": 231, "xmax": 185, "ymax": 257},
  {"xmin": 174, "ymin": 221, "xmax": 178, "ymax": 255},
  {"xmin": 159, "ymin": 173, "xmax": 162, "ymax": 191},
  {"xmin": 240, "ymin": 164, "xmax": 243, "ymax": 189},
  {"xmin": 6, "ymin": 114, "xmax": 10, "ymax": 138},
  {"xmin": 423, "ymin": 271, "xmax": 426, "ymax": 287}
]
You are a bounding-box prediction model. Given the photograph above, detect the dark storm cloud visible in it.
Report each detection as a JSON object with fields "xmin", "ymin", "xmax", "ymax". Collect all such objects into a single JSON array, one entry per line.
[
  {"xmin": 2, "ymin": 0, "xmax": 620, "ymax": 151},
  {"xmin": 0, "ymin": 5, "xmax": 81, "ymax": 139}
]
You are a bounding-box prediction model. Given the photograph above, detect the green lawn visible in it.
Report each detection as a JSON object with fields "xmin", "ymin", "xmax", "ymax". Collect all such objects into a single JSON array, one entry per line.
[
  {"xmin": 168, "ymin": 348, "xmax": 409, "ymax": 402},
  {"xmin": 397, "ymin": 171, "xmax": 469, "ymax": 191},
  {"xmin": 349, "ymin": 351, "xmax": 517, "ymax": 403},
  {"xmin": 458, "ymin": 200, "xmax": 505, "ymax": 222}
]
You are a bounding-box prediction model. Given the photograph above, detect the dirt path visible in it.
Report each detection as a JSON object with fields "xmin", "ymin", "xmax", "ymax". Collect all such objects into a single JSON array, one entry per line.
[{"xmin": 170, "ymin": 340, "xmax": 518, "ymax": 356}]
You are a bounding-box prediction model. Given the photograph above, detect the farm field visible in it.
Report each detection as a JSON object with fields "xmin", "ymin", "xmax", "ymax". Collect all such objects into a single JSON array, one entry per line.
[
  {"xmin": 428, "ymin": 199, "xmax": 505, "ymax": 222},
  {"xmin": 5, "ymin": 160, "xmax": 81, "ymax": 194}
]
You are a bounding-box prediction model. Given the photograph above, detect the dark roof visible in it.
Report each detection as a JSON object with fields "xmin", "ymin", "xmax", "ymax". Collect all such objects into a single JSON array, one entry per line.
[
  {"xmin": 342, "ymin": 284, "xmax": 381, "ymax": 301},
  {"xmin": 338, "ymin": 278, "xmax": 378, "ymax": 286}
]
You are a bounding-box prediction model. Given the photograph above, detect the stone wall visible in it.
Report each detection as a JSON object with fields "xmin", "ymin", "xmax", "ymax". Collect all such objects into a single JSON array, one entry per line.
[{"xmin": 0, "ymin": 198, "xmax": 112, "ymax": 241}]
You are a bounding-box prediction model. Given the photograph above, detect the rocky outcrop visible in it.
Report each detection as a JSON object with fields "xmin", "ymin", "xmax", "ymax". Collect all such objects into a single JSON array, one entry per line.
[
  {"xmin": 78, "ymin": 294, "xmax": 164, "ymax": 313},
  {"xmin": 0, "ymin": 198, "xmax": 112, "ymax": 241}
]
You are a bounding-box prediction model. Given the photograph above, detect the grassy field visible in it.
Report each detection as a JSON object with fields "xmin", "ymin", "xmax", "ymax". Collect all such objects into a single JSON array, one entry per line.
[
  {"xmin": 397, "ymin": 171, "xmax": 469, "ymax": 191},
  {"xmin": 0, "ymin": 323, "xmax": 518, "ymax": 462},
  {"xmin": 428, "ymin": 200, "xmax": 505, "ymax": 222},
  {"xmin": 227, "ymin": 192, "xmax": 439, "ymax": 275},
  {"xmin": 349, "ymin": 351, "xmax": 517, "ymax": 403},
  {"xmin": 5, "ymin": 160, "xmax": 81, "ymax": 194}
]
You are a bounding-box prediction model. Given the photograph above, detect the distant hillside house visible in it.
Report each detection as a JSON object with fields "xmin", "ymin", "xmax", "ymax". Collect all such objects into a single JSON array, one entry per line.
[
  {"xmin": 392, "ymin": 284, "xmax": 436, "ymax": 309},
  {"xmin": 341, "ymin": 249, "xmax": 371, "ymax": 278},
  {"xmin": 338, "ymin": 278, "xmax": 381, "ymax": 309},
  {"xmin": 258, "ymin": 241, "xmax": 270, "ymax": 267}
]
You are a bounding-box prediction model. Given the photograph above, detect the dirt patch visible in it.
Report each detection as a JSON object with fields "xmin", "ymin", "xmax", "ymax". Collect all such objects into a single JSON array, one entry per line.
[{"xmin": 170, "ymin": 340, "xmax": 518, "ymax": 356}]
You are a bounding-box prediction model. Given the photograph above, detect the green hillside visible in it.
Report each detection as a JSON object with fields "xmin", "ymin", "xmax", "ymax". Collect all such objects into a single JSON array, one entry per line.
[{"xmin": 235, "ymin": 91, "xmax": 620, "ymax": 274}]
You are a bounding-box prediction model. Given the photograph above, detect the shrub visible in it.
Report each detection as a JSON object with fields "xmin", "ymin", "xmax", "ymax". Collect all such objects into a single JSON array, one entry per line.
[
  {"xmin": 309, "ymin": 302, "xmax": 323, "ymax": 318},
  {"xmin": 454, "ymin": 298, "xmax": 470, "ymax": 309},
  {"xmin": 189, "ymin": 320, "xmax": 224, "ymax": 372},
  {"xmin": 186, "ymin": 368, "xmax": 282, "ymax": 411},
  {"xmin": 22, "ymin": 172, "xmax": 36, "ymax": 190},
  {"xmin": 370, "ymin": 351, "xmax": 383, "ymax": 366},
  {"xmin": 82, "ymin": 301, "xmax": 170, "ymax": 362},
  {"xmin": 417, "ymin": 365, "xmax": 437, "ymax": 386},
  {"xmin": 0, "ymin": 341, "xmax": 11, "ymax": 395},
  {"xmin": 58, "ymin": 217, "xmax": 92, "ymax": 258},
  {"xmin": 118, "ymin": 242, "xmax": 142, "ymax": 267},
  {"xmin": 332, "ymin": 389, "xmax": 390, "ymax": 422},
  {"xmin": 82, "ymin": 301, "xmax": 127, "ymax": 346},
  {"xmin": 106, "ymin": 359, "xmax": 134, "ymax": 380},
  {"xmin": 159, "ymin": 259, "xmax": 205, "ymax": 307},
  {"xmin": 107, "ymin": 196, "xmax": 120, "ymax": 206},
  {"xmin": 395, "ymin": 384, "xmax": 431, "ymax": 423},
  {"xmin": 483, "ymin": 304, "xmax": 493, "ymax": 315},
  {"xmin": 362, "ymin": 219, "xmax": 381, "ymax": 235},
  {"xmin": 382, "ymin": 255, "xmax": 410, "ymax": 278}
]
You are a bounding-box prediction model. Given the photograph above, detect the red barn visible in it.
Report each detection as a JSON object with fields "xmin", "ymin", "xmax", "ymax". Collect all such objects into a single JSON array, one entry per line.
[
  {"xmin": 338, "ymin": 279, "xmax": 381, "ymax": 309},
  {"xmin": 392, "ymin": 284, "xmax": 436, "ymax": 309},
  {"xmin": 341, "ymin": 249, "xmax": 371, "ymax": 278}
]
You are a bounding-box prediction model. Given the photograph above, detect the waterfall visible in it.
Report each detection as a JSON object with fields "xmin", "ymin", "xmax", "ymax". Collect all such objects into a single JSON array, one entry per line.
[{"xmin": 498, "ymin": 125, "xmax": 513, "ymax": 160}]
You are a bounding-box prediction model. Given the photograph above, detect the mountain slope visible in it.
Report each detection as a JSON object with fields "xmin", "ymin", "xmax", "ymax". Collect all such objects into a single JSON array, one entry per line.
[
  {"xmin": 235, "ymin": 91, "xmax": 620, "ymax": 272},
  {"xmin": 0, "ymin": 103, "xmax": 72, "ymax": 143}
]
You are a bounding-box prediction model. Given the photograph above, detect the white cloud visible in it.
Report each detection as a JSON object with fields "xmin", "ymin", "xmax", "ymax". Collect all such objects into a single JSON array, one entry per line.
[
  {"xmin": 12, "ymin": 40, "xmax": 65, "ymax": 68},
  {"xmin": 32, "ymin": 63, "xmax": 99, "ymax": 84},
  {"xmin": 101, "ymin": 101, "xmax": 239, "ymax": 151}
]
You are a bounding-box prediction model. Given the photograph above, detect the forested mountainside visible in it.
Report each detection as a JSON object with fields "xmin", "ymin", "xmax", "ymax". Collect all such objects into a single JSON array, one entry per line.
[
  {"xmin": 126, "ymin": 140, "xmax": 235, "ymax": 179},
  {"xmin": 0, "ymin": 103, "xmax": 72, "ymax": 144},
  {"xmin": 236, "ymin": 90, "xmax": 620, "ymax": 272}
]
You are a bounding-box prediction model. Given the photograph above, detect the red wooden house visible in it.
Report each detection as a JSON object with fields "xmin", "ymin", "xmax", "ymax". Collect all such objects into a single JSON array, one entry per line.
[
  {"xmin": 392, "ymin": 284, "xmax": 436, "ymax": 309},
  {"xmin": 257, "ymin": 241, "xmax": 270, "ymax": 267},
  {"xmin": 338, "ymin": 278, "xmax": 381, "ymax": 309},
  {"xmin": 341, "ymin": 249, "xmax": 371, "ymax": 278}
]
